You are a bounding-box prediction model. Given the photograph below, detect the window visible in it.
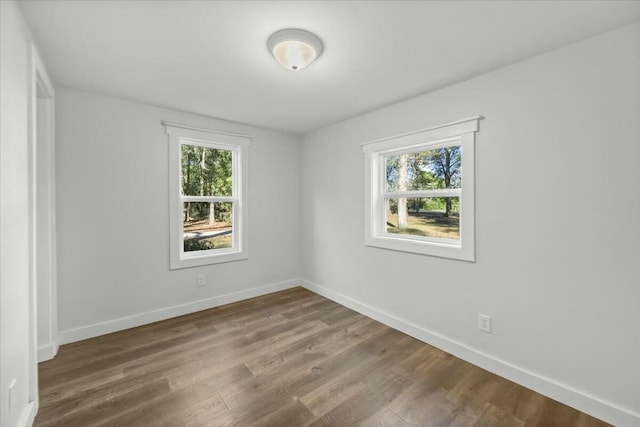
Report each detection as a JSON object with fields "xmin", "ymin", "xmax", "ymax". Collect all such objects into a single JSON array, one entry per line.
[
  {"xmin": 362, "ymin": 117, "xmax": 480, "ymax": 261},
  {"xmin": 164, "ymin": 122, "xmax": 250, "ymax": 269}
]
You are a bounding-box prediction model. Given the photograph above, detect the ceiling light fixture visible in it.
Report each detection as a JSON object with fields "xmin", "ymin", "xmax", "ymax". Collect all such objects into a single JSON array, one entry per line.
[{"xmin": 267, "ymin": 28, "xmax": 323, "ymax": 71}]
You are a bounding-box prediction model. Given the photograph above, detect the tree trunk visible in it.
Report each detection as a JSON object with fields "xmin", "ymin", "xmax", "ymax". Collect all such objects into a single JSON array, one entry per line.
[
  {"xmin": 398, "ymin": 154, "xmax": 408, "ymax": 228},
  {"xmin": 185, "ymin": 149, "xmax": 191, "ymax": 194},
  {"xmin": 184, "ymin": 148, "xmax": 192, "ymax": 222},
  {"xmin": 199, "ymin": 147, "xmax": 206, "ymax": 197},
  {"xmin": 444, "ymin": 149, "xmax": 451, "ymax": 217},
  {"xmin": 197, "ymin": 148, "xmax": 216, "ymax": 226},
  {"xmin": 208, "ymin": 202, "xmax": 216, "ymax": 226}
]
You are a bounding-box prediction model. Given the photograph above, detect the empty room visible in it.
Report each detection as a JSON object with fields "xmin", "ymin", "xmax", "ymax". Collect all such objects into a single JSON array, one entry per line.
[{"xmin": 1, "ymin": 1, "xmax": 639, "ymax": 426}]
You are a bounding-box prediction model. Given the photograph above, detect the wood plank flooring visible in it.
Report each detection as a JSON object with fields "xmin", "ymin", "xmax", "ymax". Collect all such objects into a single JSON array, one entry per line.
[{"xmin": 35, "ymin": 287, "xmax": 609, "ymax": 426}]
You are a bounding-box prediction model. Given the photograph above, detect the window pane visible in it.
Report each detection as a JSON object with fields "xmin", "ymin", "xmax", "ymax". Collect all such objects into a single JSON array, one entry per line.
[
  {"xmin": 183, "ymin": 202, "xmax": 233, "ymax": 252},
  {"xmin": 385, "ymin": 197, "xmax": 460, "ymax": 240},
  {"xmin": 181, "ymin": 144, "xmax": 232, "ymax": 196},
  {"xmin": 385, "ymin": 146, "xmax": 461, "ymax": 192}
]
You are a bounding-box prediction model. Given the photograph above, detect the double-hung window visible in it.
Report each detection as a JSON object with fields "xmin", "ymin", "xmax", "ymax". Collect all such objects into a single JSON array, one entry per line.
[
  {"xmin": 362, "ymin": 117, "xmax": 480, "ymax": 261},
  {"xmin": 164, "ymin": 122, "xmax": 250, "ymax": 269}
]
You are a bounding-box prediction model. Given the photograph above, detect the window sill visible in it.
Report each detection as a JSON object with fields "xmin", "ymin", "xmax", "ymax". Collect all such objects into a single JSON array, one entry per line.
[{"xmin": 366, "ymin": 235, "xmax": 474, "ymax": 262}]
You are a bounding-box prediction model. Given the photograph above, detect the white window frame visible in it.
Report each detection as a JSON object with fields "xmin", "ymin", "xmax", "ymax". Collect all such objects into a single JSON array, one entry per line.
[
  {"xmin": 164, "ymin": 122, "xmax": 250, "ymax": 269},
  {"xmin": 362, "ymin": 116, "xmax": 480, "ymax": 261}
]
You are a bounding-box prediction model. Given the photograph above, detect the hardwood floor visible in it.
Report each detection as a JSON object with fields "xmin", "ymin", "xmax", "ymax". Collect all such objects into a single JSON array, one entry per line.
[{"xmin": 35, "ymin": 287, "xmax": 609, "ymax": 427}]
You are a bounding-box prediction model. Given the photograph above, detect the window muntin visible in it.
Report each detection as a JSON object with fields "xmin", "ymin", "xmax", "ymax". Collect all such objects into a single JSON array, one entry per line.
[
  {"xmin": 164, "ymin": 122, "xmax": 250, "ymax": 269},
  {"xmin": 362, "ymin": 117, "xmax": 478, "ymax": 261}
]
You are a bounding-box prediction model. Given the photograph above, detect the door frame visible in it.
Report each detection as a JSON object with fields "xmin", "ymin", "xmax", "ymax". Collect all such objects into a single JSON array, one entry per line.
[{"xmin": 28, "ymin": 43, "xmax": 56, "ymax": 413}]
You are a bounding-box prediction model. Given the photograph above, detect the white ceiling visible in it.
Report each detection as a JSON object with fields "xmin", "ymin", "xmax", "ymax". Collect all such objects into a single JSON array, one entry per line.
[{"xmin": 20, "ymin": 1, "xmax": 640, "ymax": 134}]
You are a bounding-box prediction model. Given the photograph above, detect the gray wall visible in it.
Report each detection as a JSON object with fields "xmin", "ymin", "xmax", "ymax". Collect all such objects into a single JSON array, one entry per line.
[
  {"xmin": 55, "ymin": 88, "xmax": 302, "ymax": 338},
  {"xmin": 300, "ymin": 23, "xmax": 640, "ymax": 423}
]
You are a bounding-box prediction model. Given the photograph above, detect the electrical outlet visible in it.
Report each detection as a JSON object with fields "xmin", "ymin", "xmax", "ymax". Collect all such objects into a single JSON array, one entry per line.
[
  {"xmin": 197, "ymin": 274, "xmax": 205, "ymax": 287},
  {"xmin": 479, "ymin": 314, "xmax": 492, "ymax": 333}
]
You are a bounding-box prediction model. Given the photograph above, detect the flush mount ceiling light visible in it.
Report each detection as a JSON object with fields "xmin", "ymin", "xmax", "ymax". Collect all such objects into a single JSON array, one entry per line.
[{"xmin": 267, "ymin": 28, "xmax": 323, "ymax": 71}]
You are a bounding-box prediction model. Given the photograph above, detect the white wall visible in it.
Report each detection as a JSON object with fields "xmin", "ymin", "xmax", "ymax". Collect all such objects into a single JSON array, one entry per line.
[
  {"xmin": 300, "ymin": 23, "xmax": 640, "ymax": 426},
  {"xmin": 55, "ymin": 88, "xmax": 302, "ymax": 341},
  {"xmin": 1, "ymin": 2, "xmax": 38, "ymax": 426}
]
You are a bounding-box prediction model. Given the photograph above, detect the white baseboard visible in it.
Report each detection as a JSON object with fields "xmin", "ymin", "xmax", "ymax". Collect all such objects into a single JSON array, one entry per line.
[
  {"xmin": 300, "ymin": 279, "xmax": 639, "ymax": 427},
  {"xmin": 37, "ymin": 342, "xmax": 58, "ymax": 362},
  {"xmin": 58, "ymin": 278, "xmax": 300, "ymax": 345},
  {"xmin": 16, "ymin": 400, "xmax": 36, "ymax": 427}
]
